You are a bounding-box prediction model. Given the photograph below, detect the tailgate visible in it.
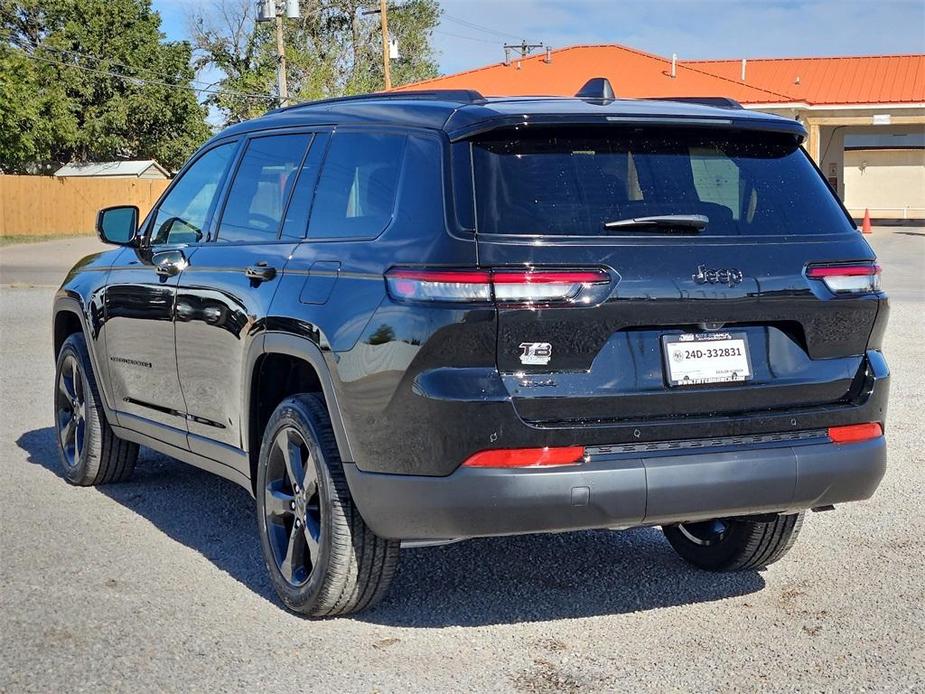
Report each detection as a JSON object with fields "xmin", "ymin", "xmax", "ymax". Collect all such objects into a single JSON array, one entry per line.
[
  {"xmin": 482, "ymin": 236, "xmax": 880, "ymax": 424},
  {"xmin": 466, "ymin": 125, "xmax": 885, "ymax": 425}
]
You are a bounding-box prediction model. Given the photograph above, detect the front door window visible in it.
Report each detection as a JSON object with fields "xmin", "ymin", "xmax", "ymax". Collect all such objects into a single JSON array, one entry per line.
[{"xmin": 149, "ymin": 142, "xmax": 237, "ymax": 245}]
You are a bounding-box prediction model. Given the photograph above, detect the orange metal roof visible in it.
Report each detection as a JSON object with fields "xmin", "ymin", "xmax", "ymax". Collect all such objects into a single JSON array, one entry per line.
[
  {"xmin": 395, "ymin": 44, "xmax": 925, "ymax": 106},
  {"xmin": 688, "ymin": 54, "xmax": 925, "ymax": 105}
]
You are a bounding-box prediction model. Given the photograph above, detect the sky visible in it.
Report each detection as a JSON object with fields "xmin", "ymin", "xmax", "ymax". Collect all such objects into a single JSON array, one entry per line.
[{"xmin": 153, "ymin": 0, "xmax": 925, "ymax": 78}]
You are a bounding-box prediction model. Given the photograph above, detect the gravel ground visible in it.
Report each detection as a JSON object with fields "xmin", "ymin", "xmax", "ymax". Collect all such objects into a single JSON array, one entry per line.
[{"xmin": 1, "ymin": 229, "xmax": 923, "ymax": 692}]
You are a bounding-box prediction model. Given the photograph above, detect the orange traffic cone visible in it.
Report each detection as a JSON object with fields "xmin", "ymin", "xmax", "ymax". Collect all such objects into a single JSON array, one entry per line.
[{"xmin": 861, "ymin": 209, "xmax": 873, "ymax": 234}]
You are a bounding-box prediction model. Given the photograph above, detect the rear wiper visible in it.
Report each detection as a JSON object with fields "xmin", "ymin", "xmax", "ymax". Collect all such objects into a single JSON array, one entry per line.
[{"xmin": 603, "ymin": 214, "xmax": 709, "ymax": 231}]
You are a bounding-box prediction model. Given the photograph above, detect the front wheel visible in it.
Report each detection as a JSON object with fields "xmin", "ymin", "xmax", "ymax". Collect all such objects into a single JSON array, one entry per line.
[
  {"xmin": 255, "ymin": 394, "xmax": 400, "ymax": 617},
  {"xmin": 663, "ymin": 513, "xmax": 803, "ymax": 571},
  {"xmin": 54, "ymin": 333, "xmax": 138, "ymax": 485}
]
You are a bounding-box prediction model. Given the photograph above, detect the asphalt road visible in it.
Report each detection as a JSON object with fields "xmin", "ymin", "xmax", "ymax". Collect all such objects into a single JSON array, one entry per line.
[{"xmin": 1, "ymin": 230, "xmax": 923, "ymax": 692}]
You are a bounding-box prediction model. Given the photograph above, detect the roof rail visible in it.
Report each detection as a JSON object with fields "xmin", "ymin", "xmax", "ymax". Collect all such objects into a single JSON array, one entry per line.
[
  {"xmin": 275, "ymin": 89, "xmax": 485, "ymax": 113},
  {"xmin": 648, "ymin": 96, "xmax": 744, "ymax": 110}
]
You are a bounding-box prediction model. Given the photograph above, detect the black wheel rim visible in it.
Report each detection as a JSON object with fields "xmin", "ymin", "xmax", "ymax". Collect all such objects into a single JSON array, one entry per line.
[
  {"xmin": 55, "ymin": 354, "xmax": 86, "ymax": 468},
  {"xmin": 263, "ymin": 427, "xmax": 322, "ymax": 587},
  {"xmin": 677, "ymin": 519, "xmax": 729, "ymax": 546}
]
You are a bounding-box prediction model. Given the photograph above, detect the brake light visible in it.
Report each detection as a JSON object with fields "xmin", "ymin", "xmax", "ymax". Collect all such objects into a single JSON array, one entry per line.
[
  {"xmin": 828, "ymin": 422, "xmax": 883, "ymax": 444},
  {"xmin": 462, "ymin": 446, "xmax": 587, "ymax": 468},
  {"xmin": 385, "ymin": 268, "xmax": 611, "ymax": 304},
  {"xmin": 807, "ymin": 264, "xmax": 881, "ymax": 294}
]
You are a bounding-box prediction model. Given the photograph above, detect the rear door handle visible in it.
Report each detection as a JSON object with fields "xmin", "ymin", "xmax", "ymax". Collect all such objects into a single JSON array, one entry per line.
[{"xmin": 245, "ymin": 262, "xmax": 277, "ymax": 282}]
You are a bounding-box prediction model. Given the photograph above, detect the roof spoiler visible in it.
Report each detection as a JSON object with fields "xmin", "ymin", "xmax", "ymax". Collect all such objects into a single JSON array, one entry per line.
[{"xmin": 575, "ymin": 77, "xmax": 615, "ymax": 101}]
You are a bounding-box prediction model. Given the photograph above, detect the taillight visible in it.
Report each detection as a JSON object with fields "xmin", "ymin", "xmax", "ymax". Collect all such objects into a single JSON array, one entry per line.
[
  {"xmin": 384, "ymin": 269, "xmax": 492, "ymax": 302},
  {"xmin": 385, "ymin": 268, "xmax": 611, "ymax": 305},
  {"xmin": 807, "ymin": 264, "xmax": 881, "ymax": 294},
  {"xmin": 462, "ymin": 446, "xmax": 587, "ymax": 468},
  {"xmin": 828, "ymin": 422, "xmax": 883, "ymax": 444}
]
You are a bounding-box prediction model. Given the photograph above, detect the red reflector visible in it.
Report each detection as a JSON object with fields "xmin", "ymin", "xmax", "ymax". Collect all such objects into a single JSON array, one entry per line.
[
  {"xmin": 828, "ymin": 422, "xmax": 882, "ymax": 444},
  {"xmin": 807, "ymin": 265, "xmax": 880, "ymax": 278},
  {"xmin": 463, "ymin": 446, "xmax": 586, "ymax": 468}
]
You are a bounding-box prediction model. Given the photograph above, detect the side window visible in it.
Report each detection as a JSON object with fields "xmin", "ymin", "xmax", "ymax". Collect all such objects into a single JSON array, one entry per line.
[
  {"xmin": 690, "ymin": 146, "xmax": 741, "ymax": 219},
  {"xmin": 308, "ymin": 132, "xmax": 406, "ymax": 240},
  {"xmin": 280, "ymin": 133, "xmax": 328, "ymax": 239},
  {"xmin": 150, "ymin": 142, "xmax": 236, "ymax": 245},
  {"xmin": 217, "ymin": 133, "xmax": 311, "ymax": 243}
]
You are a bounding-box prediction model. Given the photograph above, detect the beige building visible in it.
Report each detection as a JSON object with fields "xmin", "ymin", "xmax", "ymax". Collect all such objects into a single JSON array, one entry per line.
[{"xmin": 844, "ymin": 147, "xmax": 925, "ymax": 220}]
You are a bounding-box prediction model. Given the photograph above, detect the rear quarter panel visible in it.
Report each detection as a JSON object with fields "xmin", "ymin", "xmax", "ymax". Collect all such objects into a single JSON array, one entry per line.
[{"xmin": 266, "ymin": 131, "xmax": 483, "ymax": 472}]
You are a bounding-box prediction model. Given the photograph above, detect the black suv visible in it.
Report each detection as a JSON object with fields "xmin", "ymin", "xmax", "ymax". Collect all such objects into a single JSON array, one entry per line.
[{"xmin": 53, "ymin": 85, "xmax": 889, "ymax": 616}]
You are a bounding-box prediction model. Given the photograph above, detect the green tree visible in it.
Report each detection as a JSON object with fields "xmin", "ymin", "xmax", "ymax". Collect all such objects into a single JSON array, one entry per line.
[
  {"xmin": 0, "ymin": 0, "xmax": 210, "ymax": 173},
  {"xmin": 191, "ymin": 0, "xmax": 441, "ymax": 127},
  {"xmin": 189, "ymin": 0, "xmax": 278, "ymax": 125}
]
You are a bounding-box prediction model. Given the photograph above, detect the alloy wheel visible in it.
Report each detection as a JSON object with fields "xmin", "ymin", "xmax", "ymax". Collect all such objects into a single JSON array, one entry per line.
[
  {"xmin": 263, "ymin": 427, "xmax": 322, "ymax": 586},
  {"xmin": 55, "ymin": 354, "xmax": 86, "ymax": 467}
]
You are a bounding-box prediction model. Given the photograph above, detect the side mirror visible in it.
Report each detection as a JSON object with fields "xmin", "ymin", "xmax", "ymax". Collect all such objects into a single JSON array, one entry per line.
[{"xmin": 96, "ymin": 205, "xmax": 139, "ymax": 246}]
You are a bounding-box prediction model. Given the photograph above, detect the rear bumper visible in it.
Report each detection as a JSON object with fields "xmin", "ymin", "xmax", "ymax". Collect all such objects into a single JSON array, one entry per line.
[
  {"xmin": 340, "ymin": 349, "xmax": 890, "ymax": 477},
  {"xmin": 344, "ymin": 436, "xmax": 886, "ymax": 541}
]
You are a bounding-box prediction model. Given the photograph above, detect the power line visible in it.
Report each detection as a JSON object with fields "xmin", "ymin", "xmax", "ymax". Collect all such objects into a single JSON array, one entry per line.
[
  {"xmin": 40, "ymin": 46, "xmax": 250, "ymax": 95},
  {"xmin": 19, "ymin": 50, "xmax": 275, "ymax": 102},
  {"xmin": 441, "ymin": 13, "xmax": 523, "ymax": 41},
  {"xmin": 433, "ymin": 29, "xmax": 498, "ymax": 45}
]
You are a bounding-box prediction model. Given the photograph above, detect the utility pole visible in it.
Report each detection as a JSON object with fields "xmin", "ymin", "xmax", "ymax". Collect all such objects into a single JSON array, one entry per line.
[
  {"xmin": 363, "ymin": 1, "xmax": 393, "ymax": 90},
  {"xmin": 275, "ymin": 12, "xmax": 288, "ymax": 105},
  {"xmin": 379, "ymin": 0, "xmax": 392, "ymax": 90},
  {"xmin": 504, "ymin": 40, "xmax": 544, "ymax": 60},
  {"xmin": 257, "ymin": 0, "xmax": 299, "ymax": 106}
]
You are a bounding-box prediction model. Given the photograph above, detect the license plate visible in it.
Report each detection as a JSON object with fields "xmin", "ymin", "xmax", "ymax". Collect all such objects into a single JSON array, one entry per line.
[{"xmin": 662, "ymin": 332, "xmax": 752, "ymax": 386}]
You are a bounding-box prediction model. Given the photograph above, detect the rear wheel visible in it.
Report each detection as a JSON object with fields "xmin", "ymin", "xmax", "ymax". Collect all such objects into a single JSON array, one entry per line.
[
  {"xmin": 54, "ymin": 333, "xmax": 138, "ymax": 485},
  {"xmin": 255, "ymin": 394, "xmax": 400, "ymax": 616},
  {"xmin": 663, "ymin": 513, "xmax": 803, "ymax": 571}
]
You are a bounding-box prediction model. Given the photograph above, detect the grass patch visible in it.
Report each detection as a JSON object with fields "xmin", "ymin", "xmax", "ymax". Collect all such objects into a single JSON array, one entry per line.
[{"xmin": 0, "ymin": 233, "xmax": 92, "ymax": 247}]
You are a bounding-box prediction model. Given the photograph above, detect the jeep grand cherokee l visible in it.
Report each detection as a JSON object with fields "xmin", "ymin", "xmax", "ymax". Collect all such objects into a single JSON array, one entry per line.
[{"xmin": 52, "ymin": 84, "xmax": 889, "ymax": 616}]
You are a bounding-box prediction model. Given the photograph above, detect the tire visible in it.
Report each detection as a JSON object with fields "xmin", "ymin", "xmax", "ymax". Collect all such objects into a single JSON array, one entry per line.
[
  {"xmin": 662, "ymin": 513, "xmax": 804, "ymax": 571},
  {"xmin": 255, "ymin": 394, "xmax": 400, "ymax": 617},
  {"xmin": 54, "ymin": 333, "xmax": 138, "ymax": 485}
]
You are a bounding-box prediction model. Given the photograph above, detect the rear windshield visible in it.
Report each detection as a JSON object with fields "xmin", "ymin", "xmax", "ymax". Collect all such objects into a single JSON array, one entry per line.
[{"xmin": 470, "ymin": 127, "xmax": 854, "ymax": 236}]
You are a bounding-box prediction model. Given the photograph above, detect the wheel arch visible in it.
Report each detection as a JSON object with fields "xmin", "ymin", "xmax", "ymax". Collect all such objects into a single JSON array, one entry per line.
[
  {"xmin": 244, "ymin": 332, "xmax": 355, "ymax": 493},
  {"xmin": 53, "ymin": 294, "xmax": 118, "ymax": 418},
  {"xmin": 53, "ymin": 307, "xmax": 83, "ymax": 357}
]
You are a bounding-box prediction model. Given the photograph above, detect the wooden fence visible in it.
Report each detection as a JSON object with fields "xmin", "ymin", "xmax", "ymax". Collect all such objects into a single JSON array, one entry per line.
[{"xmin": 0, "ymin": 175, "xmax": 170, "ymax": 237}]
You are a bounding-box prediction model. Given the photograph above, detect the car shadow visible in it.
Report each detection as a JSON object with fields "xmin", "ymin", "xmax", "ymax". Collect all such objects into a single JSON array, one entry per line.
[
  {"xmin": 19, "ymin": 426, "xmax": 766, "ymax": 627},
  {"xmin": 18, "ymin": 426, "xmax": 278, "ymax": 603}
]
